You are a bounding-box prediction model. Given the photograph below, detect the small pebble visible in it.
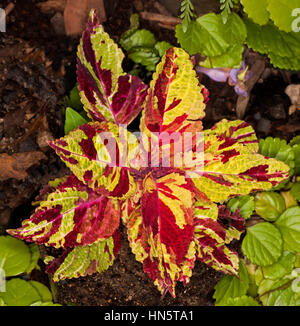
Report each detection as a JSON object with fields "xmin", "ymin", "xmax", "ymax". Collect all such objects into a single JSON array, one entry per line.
[
  {"xmin": 254, "ymin": 112, "xmax": 262, "ymax": 121},
  {"xmin": 256, "ymin": 118, "xmax": 271, "ymax": 135}
]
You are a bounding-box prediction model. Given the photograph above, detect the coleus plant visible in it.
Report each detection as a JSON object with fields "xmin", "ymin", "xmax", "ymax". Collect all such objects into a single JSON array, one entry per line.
[{"xmin": 8, "ymin": 10, "xmax": 290, "ymax": 298}]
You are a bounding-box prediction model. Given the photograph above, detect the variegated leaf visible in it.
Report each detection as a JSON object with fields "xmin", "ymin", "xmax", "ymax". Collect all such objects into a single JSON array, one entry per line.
[
  {"xmin": 127, "ymin": 172, "xmax": 196, "ymax": 297},
  {"xmin": 50, "ymin": 122, "xmax": 138, "ymax": 199},
  {"xmin": 187, "ymin": 120, "xmax": 290, "ymax": 203},
  {"xmin": 46, "ymin": 230, "xmax": 121, "ymax": 281},
  {"xmin": 138, "ymin": 47, "xmax": 208, "ymax": 169},
  {"xmin": 140, "ymin": 47, "xmax": 207, "ymax": 135},
  {"xmin": 218, "ymin": 205, "xmax": 245, "ymax": 244},
  {"xmin": 193, "ymin": 201, "xmax": 240, "ymax": 275},
  {"xmin": 7, "ymin": 177, "xmax": 120, "ymax": 249},
  {"xmin": 77, "ymin": 10, "xmax": 148, "ymax": 125},
  {"xmin": 120, "ymin": 180, "xmax": 143, "ymax": 225}
]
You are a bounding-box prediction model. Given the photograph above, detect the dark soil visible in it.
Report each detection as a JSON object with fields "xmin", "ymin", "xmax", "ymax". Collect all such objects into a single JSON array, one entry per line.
[
  {"xmin": 42, "ymin": 225, "xmax": 222, "ymax": 306},
  {"xmin": 0, "ymin": 0, "xmax": 299, "ymax": 306}
]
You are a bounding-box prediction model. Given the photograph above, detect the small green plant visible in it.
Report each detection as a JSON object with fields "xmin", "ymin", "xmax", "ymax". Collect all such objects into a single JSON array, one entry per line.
[
  {"xmin": 0, "ymin": 235, "xmax": 60, "ymax": 306},
  {"xmin": 176, "ymin": 0, "xmax": 300, "ymax": 70},
  {"xmin": 63, "ymin": 84, "xmax": 89, "ymax": 135},
  {"xmin": 219, "ymin": 0, "xmax": 240, "ymax": 23},
  {"xmin": 119, "ymin": 14, "xmax": 172, "ymax": 72},
  {"xmin": 179, "ymin": 0, "xmax": 197, "ymax": 32},
  {"xmin": 0, "ymin": 235, "xmax": 39, "ymax": 277},
  {"xmin": 214, "ymin": 136, "xmax": 300, "ymax": 306}
]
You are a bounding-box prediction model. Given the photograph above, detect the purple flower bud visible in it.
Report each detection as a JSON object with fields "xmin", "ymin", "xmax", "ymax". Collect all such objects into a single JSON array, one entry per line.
[
  {"xmin": 196, "ymin": 66, "xmax": 229, "ymax": 83},
  {"xmin": 234, "ymin": 83, "xmax": 248, "ymax": 97},
  {"xmin": 229, "ymin": 68, "xmax": 240, "ymax": 85},
  {"xmin": 196, "ymin": 61, "xmax": 251, "ymax": 97}
]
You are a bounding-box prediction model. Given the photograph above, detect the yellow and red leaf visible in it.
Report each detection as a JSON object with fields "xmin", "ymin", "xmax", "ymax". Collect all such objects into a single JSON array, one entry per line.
[
  {"xmin": 7, "ymin": 175, "xmax": 120, "ymax": 249},
  {"xmin": 77, "ymin": 10, "xmax": 148, "ymax": 125},
  {"xmin": 49, "ymin": 121, "xmax": 138, "ymax": 199},
  {"xmin": 126, "ymin": 172, "xmax": 196, "ymax": 297},
  {"xmin": 46, "ymin": 230, "xmax": 121, "ymax": 281},
  {"xmin": 188, "ymin": 120, "xmax": 290, "ymax": 203},
  {"xmin": 193, "ymin": 201, "xmax": 240, "ymax": 275}
]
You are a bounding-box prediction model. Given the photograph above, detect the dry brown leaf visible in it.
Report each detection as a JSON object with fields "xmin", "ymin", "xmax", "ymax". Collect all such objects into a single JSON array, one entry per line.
[
  {"xmin": 0, "ymin": 152, "xmax": 47, "ymax": 181},
  {"xmin": 37, "ymin": 116, "xmax": 55, "ymax": 151},
  {"xmin": 64, "ymin": 0, "xmax": 106, "ymax": 36},
  {"xmin": 140, "ymin": 11, "xmax": 181, "ymax": 26},
  {"xmin": 276, "ymin": 124, "xmax": 300, "ymax": 133}
]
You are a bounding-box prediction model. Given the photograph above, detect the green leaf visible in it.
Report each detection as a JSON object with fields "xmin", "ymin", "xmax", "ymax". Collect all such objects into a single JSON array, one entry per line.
[
  {"xmin": 259, "ymin": 137, "xmax": 294, "ymax": 189},
  {"xmin": 275, "ymin": 206, "xmax": 300, "ymax": 252},
  {"xmin": 227, "ymin": 195, "xmax": 255, "ymax": 220},
  {"xmin": 245, "ymin": 19, "xmax": 300, "ymax": 71},
  {"xmin": 30, "ymin": 301, "xmax": 62, "ymax": 306},
  {"xmin": 291, "ymin": 182, "xmax": 300, "ymax": 201},
  {"xmin": 244, "ymin": 261, "xmax": 259, "ymax": 297},
  {"xmin": 255, "ymin": 192, "xmax": 286, "ymax": 222},
  {"xmin": 29, "ymin": 281, "xmax": 52, "ymax": 303},
  {"xmin": 216, "ymin": 295, "xmax": 261, "ymax": 306},
  {"xmin": 200, "ymin": 13, "xmax": 246, "ymax": 68},
  {"xmin": 281, "ymin": 190, "xmax": 298, "ymax": 209},
  {"xmin": 255, "ymin": 266, "xmax": 264, "ymax": 287},
  {"xmin": 119, "ymin": 16, "xmax": 171, "ymax": 72},
  {"xmin": 195, "ymin": 13, "xmax": 230, "ymax": 57},
  {"xmin": 220, "ymin": 0, "xmax": 234, "ymax": 24},
  {"xmin": 26, "ymin": 243, "xmax": 40, "ymax": 274},
  {"xmin": 242, "ymin": 222, "xmax": 283, "ymax": 266},
  {"xmin": 267, "ymin": 0, "xmax": 300, "ymax": 33},
  {"xmin": 293, "ymin": 145, "xmax": 300, "ymax": 176},
  {"xmin": 128, "ymin": 48, "xmax": 160, "ymax": 71},
  {"xmin": 154, "ymin": 41, "xmax": 173, "ymax": 57},
  {"xmin": 295, "ymin": 253, "xmax": 300, "ymax": 268},
  {"xmin": 267, "ymin": 283, "xmax": 300, "ymax": 306},
  {"xmin": 290, "ymin": 135, "xmax": 300, "ymax": 147},
  {"xmin": 259, "ymin": 276, "xmax": 300, "ymax": 306},
  {"xmin": 65, "ymin": 84, "xmax": 82, "ymax": 111},
  {"xmin": 180, "ymin": 0, "xmax": 196, "ymax": 32},
  {"xmin": 0, "ymin": 298, "xmax": 7, "ymax": 306},
  {"xmin": 222, "ymin": 12, "xmax": 247, "ymax": 44},
  {"xmin": 175, "ymin": 21, "xmax": 206, "ymax": 56},
  {"xmin": 259, "ymin": 137, "xmax": 295, "ymax": 170},
  {"xmin": 64, "ymin": 107, "xmax": 88, "ymax": 135},
  {"xmin": 262, "ymin": 251, "xmax": 296, "ymax": 280},
  {"xmin": 267, "ymin": 52, "xmax": 300, "ymax": 72},
  {"xmin": 120, "ymin": 29, "xmax": 156, "ymax": 52},
  {"xmin": 213, "ymin": 260, "xmax": 249, "ymax": 304},
  {"xmin": 200, "ymin": 43, "xmax": 244, "ymax": 69},
  {"xmin": 0, "ymin": 236, "xmax": 31, "ymax": 277},
  {"xmin": 177, "ymin": 13, "xmax": 246, "ymax": 68},
  {"xmin": 240, "ymin": 0, "xmax": 270, "ymax": 25},
  {"xmin": 119, "ymin": 14, "xmax": 140, "ymax": 41},
  {"xmin": 0, "ymin": 279, "xmax": 41, "ymax": 306}
]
